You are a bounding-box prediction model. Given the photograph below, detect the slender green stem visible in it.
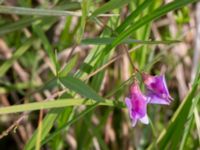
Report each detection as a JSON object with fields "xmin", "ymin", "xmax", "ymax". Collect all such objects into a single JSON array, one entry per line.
[
  {"xmin": 0, "ymin": 99, "xmax": 124, "ymax": 115},
  {"xmin": 149, "ymin": 118, "xmax": 159, "ymax": 150},
  {"xmin": 0, "ymin": 5, "xmax": 118, "ymax": 17},
  {"xmin": 0, "ymin": 5, "xmax": 81, "ymax": 16},
  {"xmin": 36, "ymin": 110, "xmax": 43, "ymax": 150}
]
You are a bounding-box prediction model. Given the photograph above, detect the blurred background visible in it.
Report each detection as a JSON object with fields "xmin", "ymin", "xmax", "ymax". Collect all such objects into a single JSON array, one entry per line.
[{"xmin": 0, "ymin": 0, "xmax": 199, "ymax": 150}]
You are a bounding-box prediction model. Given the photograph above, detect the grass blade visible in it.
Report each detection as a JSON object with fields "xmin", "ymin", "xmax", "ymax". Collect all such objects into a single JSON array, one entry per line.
[
  {"xmin": 24, "ymin": 109, "xmax": 60, "ymax": 150},
  {"xmin": 76, "ymin": 0, "xmax": 89, "ymax": 44},
  {"xmin": 0, "ymin": 99, "xmax": 123, "ymax": 115},
  {"xmin": 58, "ymin": 55, "xmax": 77, "ymax": 77},
  {"xmin": 115, "ymin": 0, "xmax": 153, "ymax": 33},
  {"xmin": 0, "ymin": 17, "xmax": 37, "ymax": 35},
  {"xmin": 0, "ymin": 5, "xmax": 81, "ymax": 16},
  {"xmin": 59, "ymin": 75, "xmax": 104, "ymax": 101},
  {"xmin": 81, "ymin": 37, "xmax": 180, "ymax": 45},
  {"xmin": 91, "ymin": 0, "xmax": 129, "ymax": 18}
]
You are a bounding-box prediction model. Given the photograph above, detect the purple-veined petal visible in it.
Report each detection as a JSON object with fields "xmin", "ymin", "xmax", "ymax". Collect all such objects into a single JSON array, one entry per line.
[
  {"xmin": 142, "ymin": 73, "xmax": 173, "ymax": 104},
  {"xmin": 161, "ymin": 75, "xmax": 170, "ymax": 95},
  {"xmin": 132, "ymin": 96, "xmax": 147, "ymax": 117},
  {"xmin": 125, "ymin": 97, "xmax": 139, "ymax": 127},
  {"xmin": 147, "ymin": 91, "xmax": 170, "ymax": 105},
  {"xmin": 125, "ymin": 97, "xmax": 133, "ymax": 119},
  {"xmin": 161, "ymin": 75, "xmax": 173, "ymax": 100},
  {"xmin": 125, "ymin": 97, "xmax": 132, "ymax": 110},
  {"xmin": 125, "ymin": 82, "xmax": 149, "ymax": 127}
]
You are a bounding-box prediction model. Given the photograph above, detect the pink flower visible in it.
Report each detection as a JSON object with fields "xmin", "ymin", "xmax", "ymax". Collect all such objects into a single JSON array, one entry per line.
[
  {"xmin": 142, "ymin": 73, "xmax": 173, "ymax": 105},
  {"xmin": 125, "ymin": 82, "xmax": 149, "ymax": 127}
]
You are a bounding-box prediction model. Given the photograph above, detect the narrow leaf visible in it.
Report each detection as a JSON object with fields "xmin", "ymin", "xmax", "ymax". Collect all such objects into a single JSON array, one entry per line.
[
  {"xmin": 81, "ymin": 37, "xmax": 180, "ymax": 45},
  {"xmin": 59, "ymin": 75, "xmax": 104, "ymax": 101},
  {"xmin": 0, "ymin": 5, "xmax": 81, "ymax": 16},
  {"xmin": 0, "ymin": 99, "xmax": 123, "ymax": 115},
  {"xmin": 91, "ymin": 0, "xmax": 129, "ymax": 17}
]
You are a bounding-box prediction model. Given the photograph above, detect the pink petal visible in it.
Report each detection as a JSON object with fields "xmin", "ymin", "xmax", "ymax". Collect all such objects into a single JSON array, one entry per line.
[
  {"xmin": 147, "ymin": 92, "xmax": 170, "ymax": 105},
  {"xmin": 125, "ymin": 97, "xmax": 132, "ymax": 110},
  {"xmin": 125, "ymin": 97, "xmax": 134, "ymax": 119},
  {"xmin": 140, "ymin": 114, "xmax": 149, "ymax": 124},
  {"xmin": 131, "ymin": 117, "xmax": 137, "ymax": 127}
]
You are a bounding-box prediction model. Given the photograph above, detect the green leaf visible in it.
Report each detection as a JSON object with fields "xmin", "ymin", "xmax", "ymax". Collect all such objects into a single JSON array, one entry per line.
[
  {"xmin": 0, "ymin": 5, "xmax": 82, "ymax": 16},
  {"xmin": 76, "ymin": 0, "xmax": 89, "ymax": 44},
  {"xmin": 115, "ymin": 0, "xmax": 153, "ymax": 33},
  {"xmin": 179, "ymin": 115, "xmax": 194, "ymax": 150},
  {"xmin": 91, "ymin": 0, "xmax": 129, "ymax": 18},
  {"xmin": 0, "ymin": 98, "xmax": 123, "ymax": 115},
  {"xmin": 81, "ymin": 37, "xmax": 180, "ymax": 45},
  {"xmin": 0, "ymin": 17, "xmax": 37, "ymax": 35},
  {"xmin": 58, "ymin": 55, "xmax": 77, "ymax": 77},
  {"xmin": 59, "ymin": 75, "xmax": 104, "ymax": 101}
]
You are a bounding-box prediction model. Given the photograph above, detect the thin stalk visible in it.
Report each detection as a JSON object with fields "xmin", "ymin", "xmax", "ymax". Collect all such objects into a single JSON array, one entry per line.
[
  {"xmin": 0, "ymin": 5, "xmax": 118, "ymax": 17},
  {"xmin": 149, "ymin": 118, "xmax": 159, "ymax": 150},
  {"xmin": 35, "ymin": 110, "xmax": 43, "ymax": 150},
  {"xmin": 121, "ymin": 44, "xmax": 140, "ymax": 73}
]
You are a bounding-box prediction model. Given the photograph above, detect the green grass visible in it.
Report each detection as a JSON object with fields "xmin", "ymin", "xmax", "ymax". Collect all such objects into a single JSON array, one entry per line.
[
  {"xmin": 0, "ymin": 99, "xmax": 123, "ymax": 115},
  {"xmin": 0, "ymin": 0, "xmax": 199, "ymax": 149}
]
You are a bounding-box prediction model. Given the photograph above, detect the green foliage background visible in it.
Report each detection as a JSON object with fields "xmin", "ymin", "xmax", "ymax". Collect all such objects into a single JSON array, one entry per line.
[{"xmin": 0, "ymin": 0, "xmax": 199, "ymax": 150}]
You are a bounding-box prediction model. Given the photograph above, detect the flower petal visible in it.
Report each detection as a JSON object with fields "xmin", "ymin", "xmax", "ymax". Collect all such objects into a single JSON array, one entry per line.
[
  {"xmin": 142, "ymin": 73, "xmax": 173, "ymax": 104},
  {"xmin": 131, "ymin": 117, "xmax": 137, "ymax": 127},
  {"xmin": 161, "ymin": 75, "xmax": 170, "ymax": 95},
  {"xmin": 147, "ymin": 91, "xmax": 170, "ymax": 105},
  {"xmin": 125, "ymin": 97, "xmax": 134, "ymax": 119},
  {"xmin": 125, "ymin": 97, "xmax": 132, "ymax": 110},
  {"xmin": 125, "ymin": 82, "xmax": 149, "ymax": 127},
  {"xmin": 140, "ymin": 114, "xmax": 149, "ymax": 124}
]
